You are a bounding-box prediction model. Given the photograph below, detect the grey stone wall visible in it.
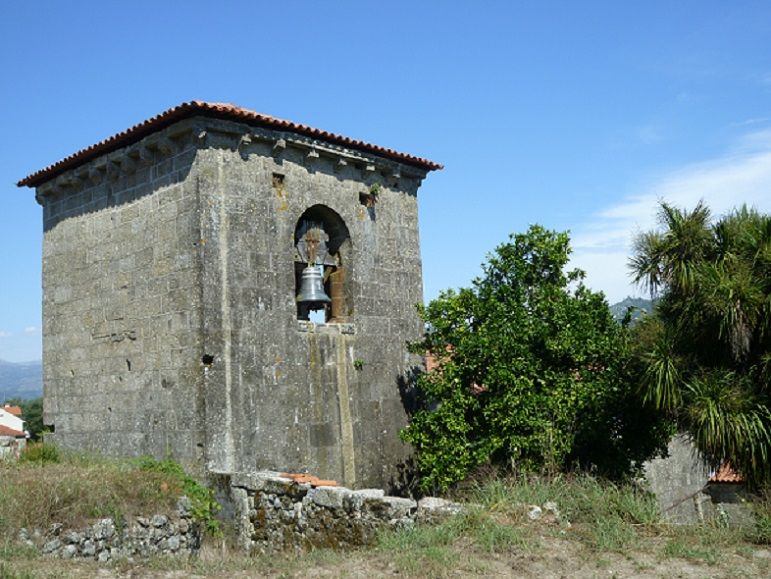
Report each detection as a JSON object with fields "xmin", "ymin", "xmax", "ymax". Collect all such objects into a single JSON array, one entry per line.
[
  {"xmin": 18, "ymin": 497, "xmax": 199, "ymax": 561},
  {"xmin": 39, "ymin": 122, "xmax": 205, "ymax": 468},
  {"xmin": 642, "ymin": 434, "xmax": 751, "ymax": 525},
  {"xmin": 226, "ymin": 471, "xmax": 460, "ymax": 553},
  {"xmin": 35, "ymin": 115, "xmax": 430, "ymax": 488},
  {"xmin": 195, "ymin": 122, "xmax": 425, "ymax": 488},
  {"xmin": 643, "ymin": 435, "xmax": 711, "ymax": 523}
]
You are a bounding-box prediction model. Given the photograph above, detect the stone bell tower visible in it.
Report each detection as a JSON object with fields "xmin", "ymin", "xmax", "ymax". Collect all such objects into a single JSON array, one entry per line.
[{"xmin": 18, "ymin": 101, "xmax": 441, "ymax": 489}]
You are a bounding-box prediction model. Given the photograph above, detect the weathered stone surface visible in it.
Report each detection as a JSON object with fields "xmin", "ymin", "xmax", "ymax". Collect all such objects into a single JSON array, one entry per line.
[
  {"xmin": 308, "ymin": 486, "xmax": 352, "ymax": 509},
  {"xmin": 31, "ymin": 111, "xmax": 436, "ymax": 490},
  {"xmin": 42, "ymin": 539, "xmax": 61, "ymax": 554},
  {"xmin": 232, "ymin": 471, "xmax": 452, "ymax": 552},
  {"xmin": 27, "ymin": 502, "xmax": 198, "ymax": 561},
  {"xmin": 527, "ymin": 506, "xmax": 543, "ymax": 521},
  {"xmin": 93, "ymin": 519, "xmax": 115, "ymax": 540},
  {"xmin": 82, "ymin": 540, "xmax": 96, "ymax": 556},
  {"xmin": 417, "ymin": 496, "xmax": 463, "ymax": 521},
  {"xmin": 151, "ymin": 514, "xmax": 168, "ymax": 528},
  {"xmin": 62, "ymin": 531, "xmax": 81, "ymax": 544},
  {"xmin": 643, "ymin": 435, "xmax": 752, "ymax": 525}
]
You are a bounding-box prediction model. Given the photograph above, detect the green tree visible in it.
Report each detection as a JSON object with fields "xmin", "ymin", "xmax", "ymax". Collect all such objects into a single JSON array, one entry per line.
[
  {"xmin": 630, "ymin": 202, "xmax": 771, "ymax": 485},
  {"xmin": 402, "ymin": 225, "xmax": 671, "ymax": 492}
]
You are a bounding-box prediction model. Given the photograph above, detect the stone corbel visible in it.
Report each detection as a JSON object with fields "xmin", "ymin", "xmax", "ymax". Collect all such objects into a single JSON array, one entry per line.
[
  {"xmin": 390, "ymin": 166, "xmax": 401, "ymax": 186},
  {"xmin": 272, "ymin": 138, "xmax": 286, "ymax": 164},
  {"xmin": 334, "ymin": 158, "xmax": 348, "ymax": 174},
  {"xmin": 362, "ymin": 163, "xmax": 376, "ymax": 181},
  {"xmin": 74, "ymin": 167, "xmax": 90, "ymax": 184},
  {"xmin": 121, "ymin": 155, "xmax": 137, "ymax": 174},
  {"xmin": 138, "ymin": 146, "xmax": 154, "ymax": 166},
  {"xmin": 157, "ymin": 136, "xmax": 176, "ymax": 156},
  {"xmin": 238, "ymin": 133, "xmax": 253, "ymax": 151},
  {"xmin": 105, "ymin": 160, "xmax": 120, "ymax": 181},
  {"xmin": 89, "ymin": 163, "xmax": 106, "ymax": 185},
  {"xmin": 88, "ymin": 158, "xmax": 107, "ymax": 184},
  {"xmin": 237, "ymin": 133, "xmax": 254, "ymax": 160},
  {"xmin": 305, "ymin": 148, "xmax": 320, "ymax": 165}
]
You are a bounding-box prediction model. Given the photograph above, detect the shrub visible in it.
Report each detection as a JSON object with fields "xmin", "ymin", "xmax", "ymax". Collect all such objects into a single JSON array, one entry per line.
[
  {"xmin": 402, "ymin": 226, "xmax": 672, "ymax": 492},
  {"xmin": 134, "ymin": 456, "xmax": 221, "ymax": 536},
  {"xmin": 18, "ymin": 442, "xmax": 60, "ymax": 464}
]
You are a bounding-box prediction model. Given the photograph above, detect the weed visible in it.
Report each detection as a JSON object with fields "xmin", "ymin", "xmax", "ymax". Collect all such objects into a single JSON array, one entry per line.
[
  {"xmin": 134, "ymin": 456, "xmax": 222, "ymax": 536},
  {"xmin": 748, "ymin": 490, "xmax": 771, "ymax": 545},
  {"xmin": 0, "ymin": 563, "xmax": 36, "ymax": 579},
  {"xmin": 663, "ymin": 538, "xmax": 717, "ymax": 564},
  {"xmin": 465, "ymin": 474, "xmax": 660, "ymax": 552},
  {"xmin": 18, "ymin": 442, "xmax": 60, "ymax": 464},
  {"xmin": 0, "ymin": 452, "xmax": 191, "ymax": 534},
  {"xmin": 0, "ymin": 539, "xmax": 38, "ymax": 561},
  {"xmin": 589, "ymin": 516, "xmax": 637, "ymax": 551}
]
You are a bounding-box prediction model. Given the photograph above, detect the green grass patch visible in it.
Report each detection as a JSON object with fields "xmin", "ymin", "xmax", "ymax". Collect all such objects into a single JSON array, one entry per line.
[
  {"xmin": 465, "ymin": 473, "xmax": 660, "ymax": 551},
  {"xmin": 0, "ymin": 446, "xmax": 218, "ymax": 537},
  {"xmin": 377, "ymin": 505, "xmax": 534, "ymax": 576}
]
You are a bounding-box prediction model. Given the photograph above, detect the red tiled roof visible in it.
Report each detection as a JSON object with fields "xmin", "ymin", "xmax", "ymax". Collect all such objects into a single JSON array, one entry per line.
[
  {"xmin": 2, "ymin": 405, "xmax": 22, "ymax": 416},
  {"xmin": 281, "ymin": 472, "xmax": 338, "ymax": 487},
  {"xmin": 0, "ymin": 425, "xmax": 25, "ymax": 438},
  {"xmin": 709, "ymin": 463, "xmax": 745, "ymax": 483},
  {"xmin": 17, "ymin": 101, "xmax": 443, "ymax": 188}
]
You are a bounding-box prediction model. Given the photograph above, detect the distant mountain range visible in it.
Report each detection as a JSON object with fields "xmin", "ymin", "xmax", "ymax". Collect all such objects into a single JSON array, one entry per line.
[
  {"xmin": 610, "ymin": 296, "xmax": 655, "ymax": 323},
  {"xmin": 0, "ymin": 359, "xmax": 42, "ymax": 402}
]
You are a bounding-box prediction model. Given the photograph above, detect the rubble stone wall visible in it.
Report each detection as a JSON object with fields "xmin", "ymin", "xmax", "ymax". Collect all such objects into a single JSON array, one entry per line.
[
  {"xmin": 226, "ymin": 471, "xmax": 460, "ymax": 552},
  {"xmin": 19, "ymin": 499, "xmax": 199, "ymax": 561}
]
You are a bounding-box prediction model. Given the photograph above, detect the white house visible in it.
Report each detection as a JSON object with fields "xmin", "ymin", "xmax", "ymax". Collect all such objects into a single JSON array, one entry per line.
[
  {"xmin": 0, "ymin": 405, "xmax": 27, "ymax": 459},
  {"xmin": 0, "ymin": 405, "xmax": 27, "ymax": 435}
]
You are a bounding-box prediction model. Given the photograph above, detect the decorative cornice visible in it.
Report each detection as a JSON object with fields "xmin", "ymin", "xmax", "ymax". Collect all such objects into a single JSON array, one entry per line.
[{"xmin": 18, "ymin": 101, "xmax": 443, "ymax": 188}]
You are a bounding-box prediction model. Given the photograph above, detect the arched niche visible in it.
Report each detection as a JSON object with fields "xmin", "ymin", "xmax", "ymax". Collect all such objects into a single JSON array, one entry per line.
[{"xmin": 294, "ymin": 205, "xmax": 353, "ymax": 323}]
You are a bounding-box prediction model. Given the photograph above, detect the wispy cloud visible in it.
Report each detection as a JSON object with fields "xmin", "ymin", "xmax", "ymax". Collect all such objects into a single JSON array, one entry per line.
[
  {"xmin": 571, "ymin": 129, "xmax": 771, "ymax": 302},
  {"xmin": 757, "ymin": 72, "xmax": 771, "ymax": 87},
  {"xmin": 23, "ymin": 326, "xmax": 38, "ymax": 334},
  {"xmin": 635, "ymin": 125, "xmax": 665, "ymax": 145},
  {"xmin": 0, "ymin": 331, "xmax": 11, "ymax": 338}
]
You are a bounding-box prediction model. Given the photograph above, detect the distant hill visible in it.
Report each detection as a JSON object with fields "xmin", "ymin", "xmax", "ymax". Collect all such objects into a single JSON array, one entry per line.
[
  {"xmin": 0, "ymin": 359, "xmax": 43, "ymax": 401},
  {"xmin": 610, "ymin": 296, "xmax": 655, "ymax": 324}
]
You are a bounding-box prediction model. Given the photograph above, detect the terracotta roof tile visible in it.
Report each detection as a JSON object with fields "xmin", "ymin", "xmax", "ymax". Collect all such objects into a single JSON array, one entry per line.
[
  {"xmin": 709, "ymin": 463, "xmax": 745, "ymax": 483},
  {"xmin": 0, "ymin": 425, "xmax": 25, "ymax": 437},
  {"xmin": 281, "ymin": 472, "xmax": 338, "ymax": 487},
  {"xmin": 17, "ymin": 101, "xmax": 442, "ymax": 187},
  {"xmin": 2, "ymin": 405, "xmax": 22, "ymax": 417}
]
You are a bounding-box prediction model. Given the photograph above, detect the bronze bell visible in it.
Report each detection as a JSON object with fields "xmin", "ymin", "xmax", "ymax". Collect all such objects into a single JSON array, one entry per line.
[{"xmin": 297, "ymin": 265, "xmax": 331, "ymax": 310}]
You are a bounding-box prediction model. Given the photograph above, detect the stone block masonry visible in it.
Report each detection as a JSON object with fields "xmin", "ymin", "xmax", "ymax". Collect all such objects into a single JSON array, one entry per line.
[
  {"xmin": 20, "ymin": 102, "xmax": 441, "ymax": 490},
  {"xmin": 224, "ymin": 471, "xmax": 462, "ymax": 552}
]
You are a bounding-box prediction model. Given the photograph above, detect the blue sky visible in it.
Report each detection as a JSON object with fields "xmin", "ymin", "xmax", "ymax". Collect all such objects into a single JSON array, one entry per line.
[{"xmin": 2, "ymin": 1, "xmax": 771, "ymax": 362}]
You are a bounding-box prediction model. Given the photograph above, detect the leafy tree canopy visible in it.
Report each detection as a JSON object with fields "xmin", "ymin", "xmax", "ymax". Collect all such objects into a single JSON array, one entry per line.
[
  {"xmin": 402, "ymin": 225, "xmax": 671, "ymax": 492},
  {"xmin": 630, "ymin": 202, "xmax": 771, "ymax": 485}
]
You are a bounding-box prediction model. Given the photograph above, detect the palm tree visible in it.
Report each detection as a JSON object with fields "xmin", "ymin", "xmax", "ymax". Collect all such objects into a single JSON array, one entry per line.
[{"xmin": 630, "ymin": 202, "xmax": 771, "ymax": 485}]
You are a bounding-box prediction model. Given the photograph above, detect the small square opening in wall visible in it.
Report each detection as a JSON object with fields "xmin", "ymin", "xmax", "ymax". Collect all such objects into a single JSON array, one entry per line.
[{"xmin": 272, "ymin": 173, "xmax": 285, "ymax": 188}]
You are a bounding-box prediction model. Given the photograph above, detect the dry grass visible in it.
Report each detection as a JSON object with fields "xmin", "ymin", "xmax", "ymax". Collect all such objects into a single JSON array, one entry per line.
[
  {"xmin": 1, "ymin": 462, "xmax": 770, "ymax": 578},
  {"xmin": 0, "ymin": 451, "xmax": 182, "ymax": 533}
]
